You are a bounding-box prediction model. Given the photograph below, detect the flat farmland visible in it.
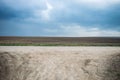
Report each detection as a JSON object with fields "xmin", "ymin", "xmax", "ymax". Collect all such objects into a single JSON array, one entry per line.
[{"xmin": 0, "ymin": 37, "xmax": 120, "ymax": 46}]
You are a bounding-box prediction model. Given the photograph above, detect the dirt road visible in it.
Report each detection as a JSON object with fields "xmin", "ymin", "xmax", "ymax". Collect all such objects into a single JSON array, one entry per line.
[{"xmin": 0, "ymin": 46, "xmax": 120, "ymax": 80}]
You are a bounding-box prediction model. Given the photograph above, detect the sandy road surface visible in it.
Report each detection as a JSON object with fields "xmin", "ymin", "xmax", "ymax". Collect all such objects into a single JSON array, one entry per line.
[{"xmin": 0, "ymin": 46, "xmax": 120, "ymax": 80}]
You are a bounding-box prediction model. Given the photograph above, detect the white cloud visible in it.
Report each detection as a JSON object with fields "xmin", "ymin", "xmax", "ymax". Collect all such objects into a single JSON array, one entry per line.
[
  {"xmin": 61, "ymin": 25, "xmax": 120, "ymax": 37},
  {"xmin": 30, "ymin": 0, "xmax": 53, "ymax": 21},
  {"xmin": 41, "ymin": 0, "xmax": 53, "ymax": 20},
  {"xmin": 59, "ymin": 25, "xmax": 101, "ymax": 37},
  {"xmin": 45, "ymin": 25, "xmax": 120, "ymax": 37},
  {"xmin": 44, "ymin": 28, "xmax": 58, "ymax": 33},
  {"xmin": 75, "ymin": 0, "xmax": 120, "ymax": 9}
]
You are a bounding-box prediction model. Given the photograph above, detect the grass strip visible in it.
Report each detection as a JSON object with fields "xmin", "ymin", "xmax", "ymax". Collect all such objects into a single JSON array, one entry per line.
[{"xmin": 0, "ymin": 43, "xmax": 120, "ymax": 46}]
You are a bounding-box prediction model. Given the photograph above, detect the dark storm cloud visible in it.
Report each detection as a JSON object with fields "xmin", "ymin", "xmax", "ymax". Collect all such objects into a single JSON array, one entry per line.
[
  {"xmin": 51, "ymin": 2, "xmax": 120, "ymax": 28},
  {"xmin": 106, "ymin": 4, "xmax": 120, "ymax": 26},
  {"xmin": 0, "ymin": 0, "xmax": 46, "ymax": 20},
  {"xmin": 0, "ymin": 6, "xmax": 18, "ymax": 20},
  {"xmin": 0, "ymin": 5, "xmax": 34, "ymax": 20}
]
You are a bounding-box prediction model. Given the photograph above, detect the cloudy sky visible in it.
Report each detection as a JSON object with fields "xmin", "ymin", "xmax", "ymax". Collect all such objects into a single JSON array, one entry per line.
[{"xmin": 0, "ymin": 0, "xmax": 120, "ymax": 37}]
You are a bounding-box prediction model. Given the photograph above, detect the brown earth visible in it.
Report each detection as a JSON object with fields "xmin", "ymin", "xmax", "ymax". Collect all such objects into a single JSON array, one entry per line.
[{"xmin": 0, "ymin": 37, "xmax": 120, "ymax": 45}]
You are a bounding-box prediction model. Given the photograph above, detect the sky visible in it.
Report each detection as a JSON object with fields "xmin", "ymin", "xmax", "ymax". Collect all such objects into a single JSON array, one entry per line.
[{"xmin": 0, "ymin": 0, "xmax": 120, "ymax": 37}]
